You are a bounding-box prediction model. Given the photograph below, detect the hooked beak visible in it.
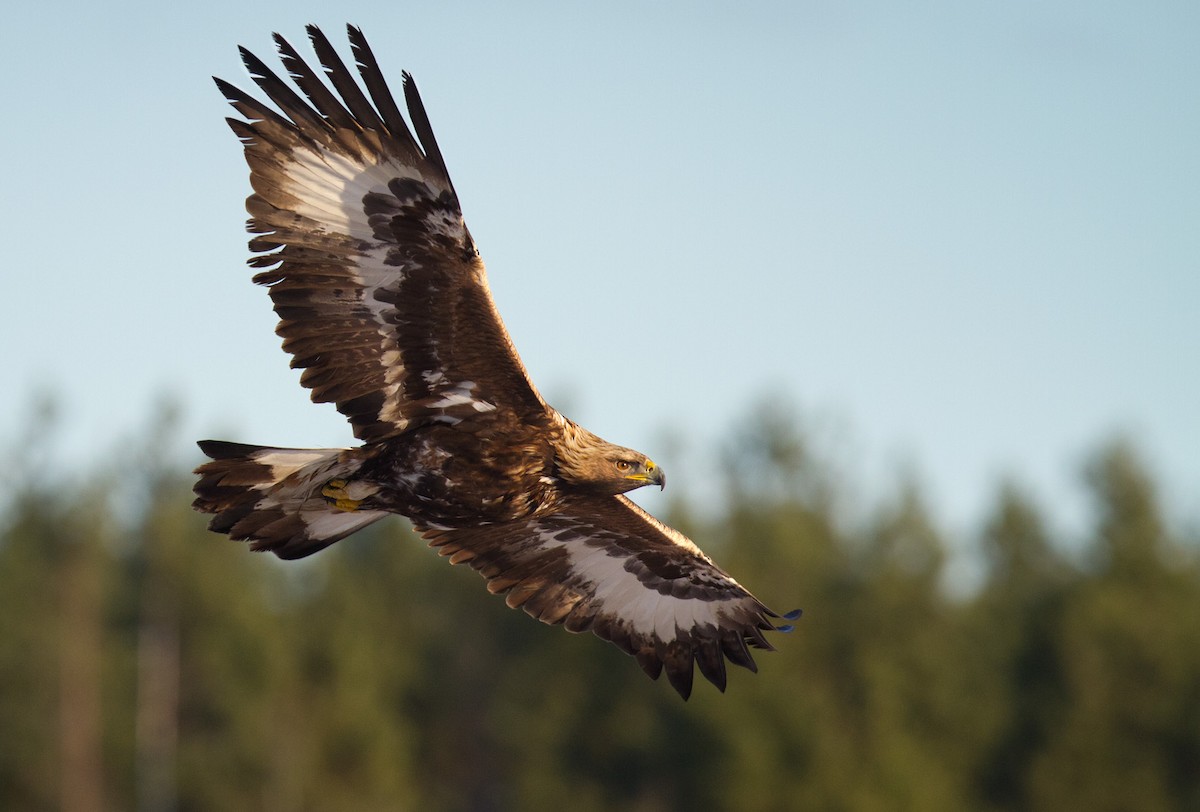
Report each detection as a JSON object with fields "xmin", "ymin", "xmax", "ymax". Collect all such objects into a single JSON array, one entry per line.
[{"xmin": 625, "ymin": 460, "xmax": 666, "ymax": 491}]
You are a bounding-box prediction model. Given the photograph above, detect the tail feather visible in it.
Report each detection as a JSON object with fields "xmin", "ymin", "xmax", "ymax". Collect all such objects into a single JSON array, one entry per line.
[{"xmin": 193, "ymin": 440, "xmax": 387, "ymax": 559}]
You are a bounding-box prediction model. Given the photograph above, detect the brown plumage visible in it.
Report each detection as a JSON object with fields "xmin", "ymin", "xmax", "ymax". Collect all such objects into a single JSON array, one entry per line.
[{"xmin": 193, "ymin": 24, "xmax": 798, "ymax": 698}]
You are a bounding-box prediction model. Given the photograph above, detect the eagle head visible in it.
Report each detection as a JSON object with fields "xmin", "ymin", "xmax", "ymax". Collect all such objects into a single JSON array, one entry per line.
[
  {"xmin": 555, "ymin": 424, "xmax": 666, "ymax": 495},
  {"xmin": 608, "ymin": 450, "xmax": 665, "ymax": 494}
]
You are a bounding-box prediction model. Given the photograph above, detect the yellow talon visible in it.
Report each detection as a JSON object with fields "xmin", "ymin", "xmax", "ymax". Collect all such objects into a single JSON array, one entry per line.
[{"xmin": 321, "ymin": 478, "xmax": 362, "ymax": 512}]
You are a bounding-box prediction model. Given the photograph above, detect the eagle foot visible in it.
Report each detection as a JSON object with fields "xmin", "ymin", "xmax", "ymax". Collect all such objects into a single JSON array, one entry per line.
[{"xmin": 321, "ymin": 478, "xmax": 363, "ymax": 512}]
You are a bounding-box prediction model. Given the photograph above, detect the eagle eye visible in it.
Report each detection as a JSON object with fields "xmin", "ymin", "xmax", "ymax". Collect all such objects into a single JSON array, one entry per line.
[{"xmin": 615, "ymin": 460, "xmax": 632, "ymax": 472}]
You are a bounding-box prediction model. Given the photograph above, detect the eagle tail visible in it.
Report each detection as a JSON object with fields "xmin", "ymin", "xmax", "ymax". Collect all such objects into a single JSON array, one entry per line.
[{"xmin": 192, "ymin": 440, "xmax": 388, "ymax": 559}]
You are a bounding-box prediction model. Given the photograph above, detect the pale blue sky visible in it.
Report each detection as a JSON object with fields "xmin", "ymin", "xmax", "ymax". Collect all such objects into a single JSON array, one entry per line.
[{"xmin": 2, "ymin": 2, "xmax": 1197, "ymax": 552}]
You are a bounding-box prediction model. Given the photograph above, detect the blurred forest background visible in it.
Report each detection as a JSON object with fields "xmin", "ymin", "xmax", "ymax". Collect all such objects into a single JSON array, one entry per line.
[{"xmin": 1, "ymin": 399, "xmax": 1198, "ymax": 812}]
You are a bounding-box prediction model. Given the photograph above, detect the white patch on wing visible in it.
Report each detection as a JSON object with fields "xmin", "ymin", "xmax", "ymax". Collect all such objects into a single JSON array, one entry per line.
[
  {"xmin": 278, "ymin": 145, "xmax": 483, "ymax": 434},
  {"xmin": 532, "ymin": 526, "xmax": 733, "ymax": 641},
  {"xmin": 251, "ymin": 448, "xmax": 343, "ymax": 491},
  {"xmin": 299, "ymin": 508, "xmax": 388, "ymax": 540},
  {"xmin": 284, "ymin": 151, "xmax": 423, "ymax": 239}
]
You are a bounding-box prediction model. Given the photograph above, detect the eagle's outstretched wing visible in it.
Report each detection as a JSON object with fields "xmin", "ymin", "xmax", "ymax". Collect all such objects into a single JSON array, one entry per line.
[
  {"xmin": 423, "ymin": 494, "xmax": 799, "ymax": 699},
  {"xmin": 216, "ymin": 25, "xmax": 549, "ymax": 443}
]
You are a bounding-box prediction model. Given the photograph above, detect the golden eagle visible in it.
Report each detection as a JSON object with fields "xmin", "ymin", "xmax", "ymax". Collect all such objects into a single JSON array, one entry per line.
[{"xmin": 194, "ymin": 25, "xmax": 798, "ymax": 698}]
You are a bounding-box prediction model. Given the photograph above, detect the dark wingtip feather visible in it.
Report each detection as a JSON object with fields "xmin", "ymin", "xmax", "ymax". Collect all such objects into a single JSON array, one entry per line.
[
  {"xmin": 401, "ymin": 71, "xmax": 451, "ymax": 181},
  {"xmin": 662, "ymin": 642, "xmax": 696, "ymax": 700},
  {"xmin": 695, "ymin": 639, "xmax": 728, "ymax": 693},
  {"xmin": 197, "ymin": 439, "xmax": 260, "ymax": 459},
  {"xmin": 303, "ymin": 23, "xmax": 387, "ymax": 133},
  {"xmin": 213, "ymin": 76, "xmax": 243, "ymax": 103},
  {"xmin": 666, "ymin": 666, "xmax": 694, "ymax": 701},
  {"xmin": 720, "ymin": 629, "xmax": 758, "ymax": 673},
  {"xmin": 345, "ymin": 23, "xmax": 413, "ymax": 145},
  {"xmin": 238, "ymin": 41, "xmax": 329, "ymax": 135},
  {"xmin": 635, "ymin": 650, "xmax": 664, "ymax": 681}
]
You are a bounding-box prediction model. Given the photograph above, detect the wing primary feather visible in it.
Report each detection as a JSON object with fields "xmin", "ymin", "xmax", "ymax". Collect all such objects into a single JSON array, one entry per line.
[
  {"xmin": 305, "ymin": 24, "xmax": 387, "ymax": 133},
  {"xmin": 346, "ymin": 24, "xmax": 414, "ymax": 145},
  {"xmin": 695, "ymin": 636, "xmax": 728, "ymax": 693},
  {"xmin": 401, "ymin": 72, "xmax": 452, "ymax": 184},
  {"xmin": 745, "ymin": 624, "xmax": 775, "ymax": 651},
  {"xmin": 720, "ymin": 629, "xmax": 759, "ymax": 673},
  {"xmin": 635, "ymin": 649, "xmax": 664, "ymax": 680},
  {"xmin": 239, "ymin": 45, "xmax": 331, "ymax": 136},
  {"xmin": 214, "ymin": 77, "xmax": 295, "ymax": 134},
  {"xmin": 774, "ymin": 608, "xmax": 803, "ymax": 633},
  {"xmin": 272, "ymin": 33, "xmax": 358, "ymax": 131},
  {"xmin": 662, "ymin": 641, "xmax": 695, "ymax": 700}
]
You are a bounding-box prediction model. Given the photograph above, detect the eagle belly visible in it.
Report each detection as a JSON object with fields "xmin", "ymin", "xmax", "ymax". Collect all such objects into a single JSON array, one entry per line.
[{"xmin": 364, "ymin": 425, "xmax": 556, "ymax": 530}]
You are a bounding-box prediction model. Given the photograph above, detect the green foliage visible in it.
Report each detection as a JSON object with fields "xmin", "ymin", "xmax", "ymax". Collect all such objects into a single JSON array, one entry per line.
[{"xmin": 0, "ymin": 413, "xmax": 1197, "ymax": 810}]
